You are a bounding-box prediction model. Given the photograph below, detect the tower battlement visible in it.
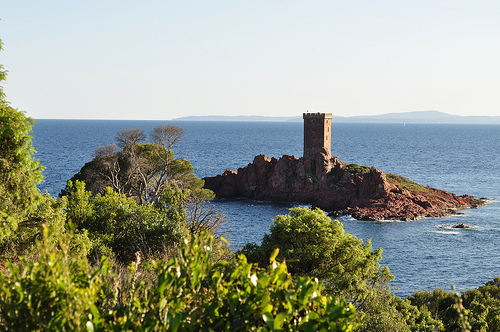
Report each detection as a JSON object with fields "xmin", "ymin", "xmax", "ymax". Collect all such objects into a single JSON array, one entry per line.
[
  {"xmin": 302, "ymin": 113, "xmax": 331, "ymax": 119},
  {"xmin": 303, "ymin": 112, "xmax": 332, "ymax": 159}
]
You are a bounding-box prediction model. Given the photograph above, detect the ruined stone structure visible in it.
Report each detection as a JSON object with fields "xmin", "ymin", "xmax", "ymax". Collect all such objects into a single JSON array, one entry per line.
[{"xmin": 303, "ymin": 112, "xmax": 333, "ymax": 159}]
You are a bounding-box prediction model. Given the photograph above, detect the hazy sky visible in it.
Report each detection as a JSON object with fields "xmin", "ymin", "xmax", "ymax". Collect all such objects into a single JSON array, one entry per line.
[{"xmin": 1, "ymin": 1, "xmax": 499, "ymax": 119}]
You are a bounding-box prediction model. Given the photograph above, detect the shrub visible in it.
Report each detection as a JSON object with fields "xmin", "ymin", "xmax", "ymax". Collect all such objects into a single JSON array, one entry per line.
[
  {"xmin": 97, "ymin": 233, "xmax": 361, "ymax": 331},
  {"xmin": 0, "ymin": 226, "xmax": 105, "ymax": 331},
  {"xmin": 64, "ymin": 180, "xmax": 185, "ymax": 263},
  {"xmin": 0, "ymin": 88, "xmax": 44, "ymax": 240},
  {"xmin": 241, "ymin": 207, "xmax": 393, "ymax": 307},
  {"xmin": 344, "ymin": 163, "xmax": 372, "ymax": 175},
  {"xmin": 0, "ymin": 228, "xmax": 361, "ymax": 331}
]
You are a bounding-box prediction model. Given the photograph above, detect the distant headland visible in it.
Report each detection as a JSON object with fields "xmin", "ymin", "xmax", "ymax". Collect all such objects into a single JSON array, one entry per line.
[
  {"xmin": 203, "ymin": 112, "xmax": 486, "ymax": 221},
  {"xmin": 174, "ymin": 110, "xmax": 500, "ymax": 124}
]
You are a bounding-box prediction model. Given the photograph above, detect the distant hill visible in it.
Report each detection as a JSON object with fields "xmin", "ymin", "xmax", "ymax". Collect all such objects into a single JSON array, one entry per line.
[
  {"xmin": 173, "ymin": 111, "xmax": 500, "ymax": 124},
  {"xmin": 172, "ymin": 115, "xmax": 298, "ymax": 122},
  {"xmin": 331, "ymin": 111, "xmax": 500, "ymax": 124}
]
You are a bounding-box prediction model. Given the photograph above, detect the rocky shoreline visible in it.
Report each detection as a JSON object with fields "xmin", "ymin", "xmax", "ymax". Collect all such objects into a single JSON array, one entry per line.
[{"xmin": 203, "ymin": 151, "xmax": 486, "ymax": 221}]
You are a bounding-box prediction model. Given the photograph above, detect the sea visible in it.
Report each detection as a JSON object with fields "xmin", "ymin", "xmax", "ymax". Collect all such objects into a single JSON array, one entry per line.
[{"xmin": 32, "ymin": 119, "xmax": 500, "ymax": 298}]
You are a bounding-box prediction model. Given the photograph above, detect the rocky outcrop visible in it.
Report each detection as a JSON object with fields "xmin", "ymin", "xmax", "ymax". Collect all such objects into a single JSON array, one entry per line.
[
  {"xmin": 203, "ymin": 153, "xmax": 486, "ymax": 221},
  {"xmin": 438, "ymin": 224, "xmax": 472, "ymax": 229}
]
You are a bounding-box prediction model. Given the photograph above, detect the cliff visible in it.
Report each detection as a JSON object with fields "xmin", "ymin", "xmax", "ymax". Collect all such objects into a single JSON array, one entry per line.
[{"xmin": 203, "ymin": 152, "xmax": 486, "ymax": 221}]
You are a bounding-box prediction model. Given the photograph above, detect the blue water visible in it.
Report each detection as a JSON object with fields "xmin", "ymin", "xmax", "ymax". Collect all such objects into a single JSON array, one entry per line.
[{"xmin": 32, "ymin": 120, "xmax": 500, "ymax": 297}]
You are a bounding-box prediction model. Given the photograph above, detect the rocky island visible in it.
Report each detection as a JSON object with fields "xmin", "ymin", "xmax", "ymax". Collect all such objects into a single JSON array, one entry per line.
[{"xmin": 203, "ymin": 113, "xmax": 486, "ymax": 221}]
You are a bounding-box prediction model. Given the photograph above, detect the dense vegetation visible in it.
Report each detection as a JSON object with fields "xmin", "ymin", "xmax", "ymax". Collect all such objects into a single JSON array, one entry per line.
[
  {"xmin": 2, "ymin": 35, "xmax": 500, "ymax": 331},
  {"xmin": 241, "ymin": 208, "xmax": 392, "ymax": 304},
  {"xmin": 0, "ymin": 51, "xmax": 44, "ymax": 240},
  {"xmin": 0, "ymin": 228, "xmax": 361, "ymax": 331}
]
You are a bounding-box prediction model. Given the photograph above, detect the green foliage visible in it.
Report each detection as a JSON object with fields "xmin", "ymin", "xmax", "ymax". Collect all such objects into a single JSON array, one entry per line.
[
  {"xmin": 65, "ymin": 131, "xmax": 209, "ymax": 208},
  {"xmin": 240, "ymin": 207, "xmax": 452, "ymax": 331},
  {"xmin": 357, "ymin": 293, "xmax": 444, "ymax": 332},
  {"xmin": 458, "ymin": 278, "xmax": 500, "ymax": 331},
  {"xmin": 344, "ymin": 163, "xmax": 372, "ymax": 175},
  {"xmin": 64, "ymin": 131, "xmax": 223, "ymax": 238},
  {"xmin": 462, "ymin": 278, "xmax": 500, "ymax": 331},
  {"xmin": 0, "ymin": 226, "xmax": 105, "ymax": 331},
  {"xmin": 408, "ymin": 288, "xmax": 458, "ymax": 330},
  {"xmin": 65, "ymin": 180, "xmax": 185, "ymax": 263},
  {"xmin": 0, "ymin": 228, "xmax": 361, "ymax": 331},
  {"xmin": 356, "ymin": 292, "xmax": 409, "ymax": 332},
  {"xmin": 386, "ymin": 173, "xmax": 431, "ymax": 194},
  {"xmin": 394, "ymin": 297, "xmax": 444, "ymax": 331},
  {"xmin": 406, "ymin": 286, "xmax": 477, "ymax": 331},
  {"xmin": 105, "ymin": 235, "xmax": 360, "ymax": 331},
  {"xmin": 0, "ymin": 193, "xmax": 79, "ymax": 262},
  {"xmin": 64, "ymin": 127, "xmax": 224, "ymax": 250},
  {"xmin": 241, "ymin": 207, "xmax": 393, "ymax": 307},
  {"xmin": 0, "ymin": 38, "xmax": 44, "ymax": 240},
  {"xmin": 157, "ymin": 157, "xmax": 215, "ymax": 211},
  {"xmin": 452, "ymin": 285, "xmax": 472, "ymax": 332}
]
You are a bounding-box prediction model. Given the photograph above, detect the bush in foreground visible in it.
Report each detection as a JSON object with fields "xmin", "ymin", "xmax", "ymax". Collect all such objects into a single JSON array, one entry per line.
[
  {"xmin": 241, "ymin": 207, "xmax": 393, "ymax": 305},
  {"xmin": 0, "ymin": 228, "xmax": 360, "ymax": 331}
]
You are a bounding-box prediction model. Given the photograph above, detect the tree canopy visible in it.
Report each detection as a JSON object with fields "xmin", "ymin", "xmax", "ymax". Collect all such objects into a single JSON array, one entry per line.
[
  {"xmin": 241, "ymin": 207, "xmax": 393, "ymax": 305},
  {"xmin": 240, "ymin": 207, "xmax": 447, "ymax": 331},
  {"xmin": 66, "ymin": 125, "xmax": 211, "ymax": 208},
  {"xmin": 0, "ymin": 37, "xmax": 44, "ymax": 240},
  {"xmin": 64, "ymin": 180, "xmax": 185, "ymax": 263}
]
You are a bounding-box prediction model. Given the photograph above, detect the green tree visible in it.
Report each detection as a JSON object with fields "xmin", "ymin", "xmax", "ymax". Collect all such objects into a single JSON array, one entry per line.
[
  {"xmin": 241, "ymin": 207, "xmax": 393, "ymax": 307},
  {"xmin": 460, "ymin": 277, "xmax": 500, "ymax": 331},
  {"xmin": 0, "ymin": 37, "xmax": 44, "ymax": 240},
  {"xmin": 358, "ymin": 291, "xmax": 443, "ymax": 331},
  {"xmin": 65, "ymin": 126, "xmax": 224, "ymax": 240},
  {"xmin": 241, "ymin": 207, "xmax": 449, "ymax": 331},
  {"xmin": 66, "ymin": 126, "xmax": 212, "ymax": 207},
  {"xmin": 442, "ymin": 277, "xmax": 500, "ymax": 332},
  {"xmin": 64, "ymin": 180, "xmax": 185, "ymax": 263},
  {"xmin": 408, "ymin": 288, "xmax": 463, "ymax": 331}
]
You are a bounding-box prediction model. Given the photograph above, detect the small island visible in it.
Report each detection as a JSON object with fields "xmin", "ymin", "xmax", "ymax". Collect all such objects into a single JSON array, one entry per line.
[{"xmin": 204, "ymin": 113, "xmax": 486, "ymax": 221}]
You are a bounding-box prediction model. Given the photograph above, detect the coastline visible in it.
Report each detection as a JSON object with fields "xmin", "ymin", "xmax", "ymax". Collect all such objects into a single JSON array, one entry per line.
[{"xmin": 203, "ymin": 153, "xmax": 486, "ymax": 221}]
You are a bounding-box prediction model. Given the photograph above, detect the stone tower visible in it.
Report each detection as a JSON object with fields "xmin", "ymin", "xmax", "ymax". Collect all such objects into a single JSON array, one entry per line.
[{"xmin": 303, "ymin": 112, "xmax": 333, "ymax": 159}]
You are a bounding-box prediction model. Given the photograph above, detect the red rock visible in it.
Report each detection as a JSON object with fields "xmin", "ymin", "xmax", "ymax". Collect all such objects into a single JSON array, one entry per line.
[{"xmin": 203, "ymin": 155, "xmax": 486, "ymax": 221}]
